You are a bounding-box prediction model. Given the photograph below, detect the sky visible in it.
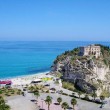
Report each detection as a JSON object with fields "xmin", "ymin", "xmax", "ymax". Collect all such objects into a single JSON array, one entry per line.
[{"xmin": 0, "ymin": 0, "xmax": 110, "ymax": 41}]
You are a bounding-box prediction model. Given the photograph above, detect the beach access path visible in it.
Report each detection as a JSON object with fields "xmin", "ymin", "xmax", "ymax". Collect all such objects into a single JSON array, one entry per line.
[{"xmin": 7, "ymin": 95, "xmax": 38, "ymax": 110}]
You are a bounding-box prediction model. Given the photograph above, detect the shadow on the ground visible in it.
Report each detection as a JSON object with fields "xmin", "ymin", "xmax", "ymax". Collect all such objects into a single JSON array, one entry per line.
[
  {"xmin": 54, "ymin": 102, "xmax": 60, "ymax": 105},
  {"xmin": 30, "ymin": 99, "xmax": 37, "ymax": 102},
  {"xmin": 68, "ymin": 107, "xmax": 73, "ymax": 109}
]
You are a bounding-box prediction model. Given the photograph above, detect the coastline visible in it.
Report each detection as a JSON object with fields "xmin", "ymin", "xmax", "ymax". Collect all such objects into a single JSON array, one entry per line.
[
  {"xmin": 0, "ymin": 41, "xmax": 109, "ymax": 82},
  {"xmin": 0, "ymin": 71, "xmax": 50, "ymax": 80},
  {"xmin": 0, "ymin": 71, "xmax": 51, "ymax": 85}
]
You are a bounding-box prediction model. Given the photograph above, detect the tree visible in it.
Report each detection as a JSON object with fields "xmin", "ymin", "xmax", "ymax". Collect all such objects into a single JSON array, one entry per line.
[
  {"xmin": 78, "ymin": 91, "xmax": 82, "ymax": 98},
  {"xmin": 92, "ymin": 92, "xmax": 97, "ymax": 100},
  {"xmin": 60, "ymin": 90, "xmax": 63, "ymax": 94},
  {"xmin": 0, "ymin": 96, "xmax": 5, "ymax": 105},
  {"xmin": 29, "ymin": 86, "xmax": 34, "ymax": 92},
  {"xmin": 71, "ymin": 98, "xmax": 77, "ymax": 110},
  {"xmin": 60, "ymin": 90, "xmax": 63, "ymax": 97},
  {"xmin": 84, "ymin": 94, "xmax": 89, "ymax": 101},
  {"xmin": 45, "ymin": 96, "xmax": 52, "ymax": 110},
  {"xmin": 57, "ymin": 97, "xmax": 62, "ymax": 105},
  {"xmin": 100, "ymin": 95, "xmax": 105, "ymax": 105},
  {"xmin": 17, "ymin": 89, "xmax": 22, "ymax": 95},
  {"xmin": 4, "ymin": 104, "xmax": 10, "ymax": 110},
  {"xmin": 34, "ymin": 91, "xmax": 40, "ymax": 100},
  {"xmin": 61, "ymin": 102, "xmax": 69, "ymax": 110},
  {"xmin": 22, "ymin": 92, "xmax": 25, "ymax": 96},
  {"xmin": 0, "ymin": 96, "xmax": 10, "ymax": 110}
]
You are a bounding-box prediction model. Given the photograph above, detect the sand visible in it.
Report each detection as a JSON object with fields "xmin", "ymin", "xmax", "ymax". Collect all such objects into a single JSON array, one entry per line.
[{"xmin": 8, "ymin": 71, "xmax": 53, "ymax": 86}]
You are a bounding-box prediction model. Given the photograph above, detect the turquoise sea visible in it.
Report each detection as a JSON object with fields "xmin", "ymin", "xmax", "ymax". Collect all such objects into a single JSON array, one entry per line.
[{"xmin": 0, "ymin": 41, "xmax": 109, "ymax": 79}]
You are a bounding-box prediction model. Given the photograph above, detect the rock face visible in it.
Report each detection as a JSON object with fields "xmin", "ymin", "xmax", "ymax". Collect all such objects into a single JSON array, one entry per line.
[
  {"xmin": 75, "ymin": 79, "xmax": 96, "ymax": 93},
  {"xmin": 51, "ymin": 44, "xmax": 110, "ymax": 96}
]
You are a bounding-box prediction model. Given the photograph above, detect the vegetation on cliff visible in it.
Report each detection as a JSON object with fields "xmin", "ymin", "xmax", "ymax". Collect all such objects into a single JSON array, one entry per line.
[
  {"xmin": 53, "ymin": 44, "xmax": 110, "ymax": 67},
  {"xmin": 53, "ymin": 47, "xmax": 79, "ymax": 64}
]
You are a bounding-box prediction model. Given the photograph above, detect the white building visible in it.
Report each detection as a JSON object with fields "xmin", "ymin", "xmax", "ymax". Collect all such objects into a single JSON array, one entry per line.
[{"xmin": 79, "ymin": 45, "xmax": 101, "ymax": 58}]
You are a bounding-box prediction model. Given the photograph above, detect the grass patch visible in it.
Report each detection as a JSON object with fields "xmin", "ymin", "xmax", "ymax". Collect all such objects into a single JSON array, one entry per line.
[
  {"xmin": 62, "ymin": 81, "xmax": 75, "ymax": 91},
  {"xmin": 0, "ymin": 87, "xmax": 22, "ymax": 98}
]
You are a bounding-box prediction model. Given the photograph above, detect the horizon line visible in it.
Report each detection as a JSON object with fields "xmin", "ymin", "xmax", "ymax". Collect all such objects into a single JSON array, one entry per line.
[{"xmin": 0, "ymin": 40, "xmax": 109, "ymax": 42}]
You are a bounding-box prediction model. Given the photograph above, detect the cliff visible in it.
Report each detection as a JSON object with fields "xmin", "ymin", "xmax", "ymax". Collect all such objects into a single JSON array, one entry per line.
[{"xmin": 51, "ymin": 44, "xmax": 110, "ymax": 96}]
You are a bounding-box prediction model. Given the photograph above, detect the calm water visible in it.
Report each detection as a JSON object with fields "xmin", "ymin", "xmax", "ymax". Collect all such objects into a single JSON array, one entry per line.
[{"xmin": 0, "ymin": 41, "xmax": 109, "ymax": 79}]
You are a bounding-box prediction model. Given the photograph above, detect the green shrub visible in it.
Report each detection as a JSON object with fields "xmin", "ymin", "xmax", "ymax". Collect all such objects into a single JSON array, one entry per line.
[
  {"xmin": 0, "ymin": 90, "xmax": 2, "ymax": 94},
  {"xmin": 101, "ymin": 90, "xmax": 110, "ymax": 98},
  {"xmin": 103, "ymin": 59, "xmax": 109, "ymax": 66},
  {"xmin": 11, "ymin": 92, "xmax": 14, "ymax": 94},
  {"xmin": 62, "ymin": 93, "xmax": 68, "ymax": 96},
  {"xmin": 46, "ymin": 90, "xmax": 49, "ymax": 93},
  {"xmin": 84, "ymin": 94, "xmax": 89, "ymax": 100},
  {"xmin": 62, "ymin": 81, "xmax": 74, "ymax": 91}
]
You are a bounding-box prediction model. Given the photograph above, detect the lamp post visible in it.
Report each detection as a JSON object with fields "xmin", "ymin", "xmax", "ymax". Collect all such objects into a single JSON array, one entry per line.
[{"xmin": 41, "ymin": 99, "xmax": 44, "ymax": 109}]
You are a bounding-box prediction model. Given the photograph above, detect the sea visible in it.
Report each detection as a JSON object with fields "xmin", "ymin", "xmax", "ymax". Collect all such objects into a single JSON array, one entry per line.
[{"xmin": 0, "ymin": 41, "xmax": 109, "ymax": 79}]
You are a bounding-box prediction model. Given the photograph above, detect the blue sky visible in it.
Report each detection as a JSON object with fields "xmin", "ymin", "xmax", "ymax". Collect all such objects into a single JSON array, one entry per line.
[{"xmin": 0, "ymin": 0, "xmax": 110, "ymax": 41}]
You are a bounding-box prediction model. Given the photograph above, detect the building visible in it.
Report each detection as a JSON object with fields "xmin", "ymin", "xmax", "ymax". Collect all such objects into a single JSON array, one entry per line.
[{"xmin": 79, "ymin": 44, "xmax": 101, "ymax": 58}]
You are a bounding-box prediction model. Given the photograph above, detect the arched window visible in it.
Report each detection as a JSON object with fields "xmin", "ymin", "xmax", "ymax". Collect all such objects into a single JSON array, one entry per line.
[{"xmin": 94, "ymin": 52, "xmax": 96, "ymax": 55}]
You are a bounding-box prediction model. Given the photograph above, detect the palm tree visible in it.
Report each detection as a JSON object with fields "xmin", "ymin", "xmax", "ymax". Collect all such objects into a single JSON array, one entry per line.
[
  {"xmin": 34, "ymin": 85, "xmax": 39, "ymax": 91},
  {"xmin": 29, "ymin": 86, "xmax": 35, "ymax": 92},
  {"xmin": 61, "ymin": 102, "xmax": 69, "ymax": 110},
  {"xmin": 45, "ymin": 96, "xmax": 52, "ymax": 110},
  {"xmin": 71, "ymin": 98, "xmax": 77, "ymax": 110},
  {"xmin": 57, "ymin": 97, "xmax": 62, "ymax": 105},
  {"xmin": 34, "ymin": 91, "xmax": 40, "ymax": 100},
  {"xmin": 39, "ymin": 85, "xmax": 44, "ymax": 91}
]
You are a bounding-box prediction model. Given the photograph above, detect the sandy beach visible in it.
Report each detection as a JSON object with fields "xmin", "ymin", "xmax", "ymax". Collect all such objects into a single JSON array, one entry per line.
[{"xmin": 2, "ymin": 71, "xmax": 52, "ymax": 86}]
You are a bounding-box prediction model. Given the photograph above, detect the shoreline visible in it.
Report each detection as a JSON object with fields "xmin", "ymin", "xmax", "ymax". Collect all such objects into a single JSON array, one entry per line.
[
  {"xmin": 0, "ymin": 71, "xmax": 50, "ymax": 80},
  {"xmin": 0, "ymin": 71, "xmax": 52, "ymax": 85}
]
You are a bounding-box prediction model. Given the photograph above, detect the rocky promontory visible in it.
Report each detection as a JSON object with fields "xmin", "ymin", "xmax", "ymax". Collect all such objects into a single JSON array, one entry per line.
[{"xmin": 51, "ymin": 44, "xmax": 110, "ymax": 96}]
